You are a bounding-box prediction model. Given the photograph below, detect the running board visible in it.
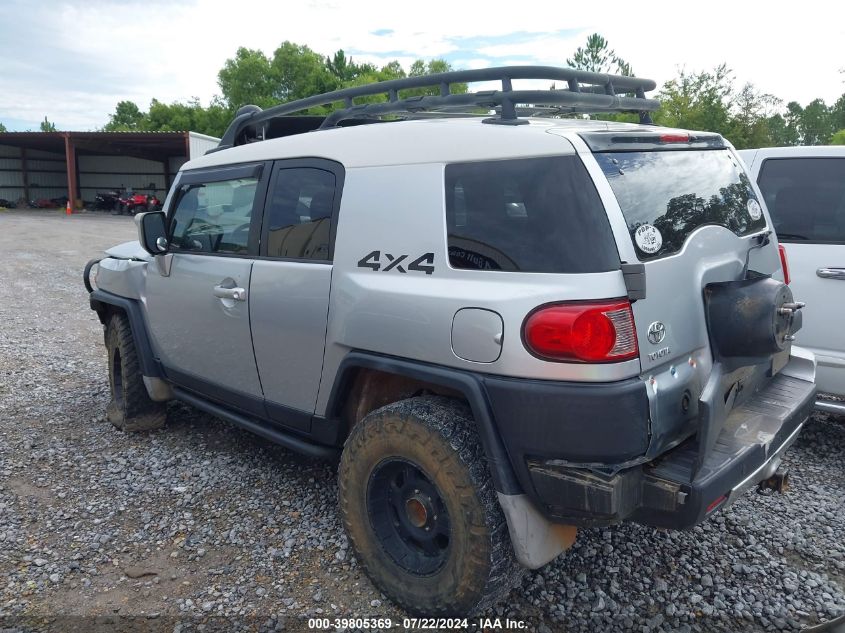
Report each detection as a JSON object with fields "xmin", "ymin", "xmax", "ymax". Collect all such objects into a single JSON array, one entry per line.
[
  {"xmin": 816, "ymin": 399, "xmax": 845, "ymax": 415},
  {"xmin": 172, "ymin": 388, "xmax": 339, "ymax": 460}
]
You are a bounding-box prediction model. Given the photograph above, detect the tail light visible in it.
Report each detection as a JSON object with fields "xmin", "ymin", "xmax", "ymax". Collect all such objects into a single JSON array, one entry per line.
[
  {"xmin": 779, "ymin": 244, "xmax": 790, "ymax": 285},
  {"xmin": 659, "ymin": 133, "xmax": 690, "ymax": 143},
  {"xmin": 523, "ymin": 300, "xmax": 639, "ymax": 363}
]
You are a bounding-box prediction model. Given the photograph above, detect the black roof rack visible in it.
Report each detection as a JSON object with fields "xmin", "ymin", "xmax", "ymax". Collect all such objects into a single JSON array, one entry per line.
[{"xmin": 212, "ymin": 66, "xmax": 660, "ymax": 153}]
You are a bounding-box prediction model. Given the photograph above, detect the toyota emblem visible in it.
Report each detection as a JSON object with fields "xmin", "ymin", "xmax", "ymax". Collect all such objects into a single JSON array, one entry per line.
[{"xmin": 647, "ymin": 321, "xmax": 666, "ymax": 344}]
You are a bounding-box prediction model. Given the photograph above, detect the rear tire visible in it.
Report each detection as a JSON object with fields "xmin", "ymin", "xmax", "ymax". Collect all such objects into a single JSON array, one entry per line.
[
  {"xmin": 105, "ymin": 313, "xmax": 166, "ymax": 432},
  {"xmin": 338, "ymin": 395, "xmax": 522, "ymax": 616}
]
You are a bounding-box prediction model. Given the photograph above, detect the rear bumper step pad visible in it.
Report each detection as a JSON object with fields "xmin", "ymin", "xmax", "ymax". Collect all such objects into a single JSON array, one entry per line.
[{"xmin": 527, "ymin": 372, "xmax": 815, "ymax": 529}]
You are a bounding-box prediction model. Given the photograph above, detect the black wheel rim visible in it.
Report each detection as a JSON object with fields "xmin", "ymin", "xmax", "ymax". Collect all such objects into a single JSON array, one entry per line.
[
  {"xmin": 367, "ymin": 458, "xmax": 451, "ymax": 575},
  {"xmin": 111, "ymin": 347, "xmax": 124, "ymax": 406}
]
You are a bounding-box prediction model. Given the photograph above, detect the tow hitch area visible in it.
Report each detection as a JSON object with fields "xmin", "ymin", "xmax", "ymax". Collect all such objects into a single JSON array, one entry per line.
[{"xmin": 758, "ymin": 467, "xmax": 790, "ymax": 494}]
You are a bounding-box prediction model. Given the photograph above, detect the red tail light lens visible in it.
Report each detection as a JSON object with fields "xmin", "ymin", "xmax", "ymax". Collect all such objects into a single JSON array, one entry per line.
[
  {"xmin": 523, "ymin": 300, "xmax": 639, "ymax": 363},
  {"xmin": 779, "ymin": 244, "xmax": 790, "ymax": 285}
]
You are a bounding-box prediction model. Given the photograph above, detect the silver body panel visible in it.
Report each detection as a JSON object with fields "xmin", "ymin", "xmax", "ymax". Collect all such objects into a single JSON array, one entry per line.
[
  {"xmin": 144, "ymin": 253, "xmax": 262, "ymax": 398},
  {"xmin": 250, "ymin": 260, "xmax": 332, "ymax": 413},
  {"xmin": 96, "ymin": 256, "xmax": 146, "ymax": 300},
  {"xmin": 104, "ymin": 240, "xmax": 151, "ymax": 262},
  {"xmin": 314, "ymin": 160, "xmax": 640, "ymax": 413}
]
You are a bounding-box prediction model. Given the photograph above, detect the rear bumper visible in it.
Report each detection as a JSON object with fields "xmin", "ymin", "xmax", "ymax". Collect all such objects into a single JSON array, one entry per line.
[{"xmin": 516, "ymin": 354, "xmax": 816, "ymax": 529}]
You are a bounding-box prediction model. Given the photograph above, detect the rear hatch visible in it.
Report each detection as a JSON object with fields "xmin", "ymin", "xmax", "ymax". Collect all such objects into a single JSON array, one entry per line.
[{"xmin": 581, "ymin": 130, "xmax": 794, "ymax": 464}]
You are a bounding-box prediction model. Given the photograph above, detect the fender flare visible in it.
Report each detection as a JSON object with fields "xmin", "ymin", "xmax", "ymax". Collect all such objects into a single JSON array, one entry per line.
[
  {"xmin": 89, "ymin": 289, "xmax": 163, "ymax": 379},
  {"xmin": 325, "ymin": 351, "xmax": 522, "ymax": 495}
]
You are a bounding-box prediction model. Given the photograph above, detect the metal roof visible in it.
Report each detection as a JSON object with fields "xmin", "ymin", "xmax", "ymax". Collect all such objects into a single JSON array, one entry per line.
[{"xmin": 0, "ymin": 131, "xmax": 190, "ymax": 161}]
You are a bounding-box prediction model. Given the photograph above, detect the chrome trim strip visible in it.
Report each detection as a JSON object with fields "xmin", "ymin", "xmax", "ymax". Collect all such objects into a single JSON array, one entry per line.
[{"xmin": 815, "ymin": 400, "xmax": 845, "ymax": 415}]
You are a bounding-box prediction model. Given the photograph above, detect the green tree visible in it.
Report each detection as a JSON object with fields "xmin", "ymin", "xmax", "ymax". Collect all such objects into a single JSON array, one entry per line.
[
  {"xmin": 217, "ymin": 47, "xmax": 277, "ymax": 109},
  {"xmin": 0, "ymin": 121, "xmax": 6, "ymax": 132},
  {"xmin": 726, "ymin": 83, "xmax": 780, "ymax": 149},
  {"xmin": 800, "ymin": 98, "xmax": 832, "ymax": 145},
  {"xmin": 830, "ymin": 129, "xmax": 845, "ymax": 144},
  {"xmin": 378, "ymin": 60, "xmax": 406, "ymax": 81},
  {"xmin": 831, "ymin": 94, "xmax": 845, "ymax": 133},
  {"xmin": 765, "ymin": 113, "xmax": 799, "ymax": 146},
  {"xmin": 402, "ymin": 59, "xmax": 468, "ymax": 97},
  {"xmin": 191, "ymin": 96, "xmax": 233, "ymax": 138},
  {"xmin": 102, "ymin": 96, "xmax": 233, "ymax": 138},
  {"xmin": 654, "ymin": 64, "xmax": 733, "ymax": 134},
  {"xmin": 270, "ymin": 41, "xmax": 336, "ymax": 104},
  {"xmin": 145, "ymin": 99, "xmax": 195, "ymax": 131},
  {"xmin": 142, "ymin": 98, "xmax": 231, "ymax": 137},
  {"xmin": 103, "ymin": 100, "xmax": 145, "ymax": 131},
  {"xmin": 326, "ymin": 50, "xmax": 375, "ymax": 83},
  {"xmin": 39, "ymin": 116, "xmax": 57, "ymax": 132},
  {"xmin": 566, "ymin": 33, "xmax": 634, "ymax": 76},
  {"xmin": 218, "ymin": 42, "xmax": 467, "ymax": 113}
]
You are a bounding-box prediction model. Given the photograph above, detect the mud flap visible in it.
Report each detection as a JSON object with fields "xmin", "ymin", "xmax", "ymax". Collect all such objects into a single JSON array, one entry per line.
[{"xmin": 497, "ymin": 493, "xmax": 577, "ymax": 569}]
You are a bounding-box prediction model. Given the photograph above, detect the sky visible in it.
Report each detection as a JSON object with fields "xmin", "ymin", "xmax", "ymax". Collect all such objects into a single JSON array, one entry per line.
[{"xmin": 1, "ymin": 0, "xmax": 843, "ymax": 131}]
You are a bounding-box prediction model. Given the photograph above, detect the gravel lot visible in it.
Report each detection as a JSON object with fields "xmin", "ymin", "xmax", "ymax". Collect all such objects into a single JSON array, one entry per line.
[{"xmin": 0, "ymin": 209, "xmax": 843, "ymax": 633}]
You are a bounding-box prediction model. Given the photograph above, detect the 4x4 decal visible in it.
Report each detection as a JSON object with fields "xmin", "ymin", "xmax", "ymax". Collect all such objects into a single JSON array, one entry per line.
[{"xmin": 357, "ymin": 251, "xmax": 435, "ymax": 275}]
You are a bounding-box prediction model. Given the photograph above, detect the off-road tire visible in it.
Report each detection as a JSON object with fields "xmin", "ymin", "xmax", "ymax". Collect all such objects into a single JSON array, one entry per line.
[
  {"xmin": 338, "ymin": 395, "xmax": 523, "ymax": 616},
  {"xmin": 105, "ymin": 313, "xmax": 166, "ymax": 432}
]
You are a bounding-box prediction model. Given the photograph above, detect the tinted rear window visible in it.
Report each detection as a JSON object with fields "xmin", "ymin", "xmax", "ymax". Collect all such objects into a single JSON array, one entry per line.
[
  {"xmin": 444, "ymin": 156, "xmax": 619, "ymax": 273},
  {"xmin": 595, "ymin": 150, "xmax": 766, "ymax": 260},
  {"xmin": 757, "ymin": 158, "xmax": 845, "ymax": 243}
]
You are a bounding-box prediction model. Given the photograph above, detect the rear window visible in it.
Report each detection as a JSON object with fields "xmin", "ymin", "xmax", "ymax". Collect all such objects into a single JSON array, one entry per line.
[
  {"xmin": 444, "ymin": 156, "xmax": 619, "ymax": 273},
  {"xmin": 757, "ymin": 158, "xmax": 845, "ymax": 243},
  {"xmin": 595, "ymin": 150, "xmax": 766, "ymax": 260}
]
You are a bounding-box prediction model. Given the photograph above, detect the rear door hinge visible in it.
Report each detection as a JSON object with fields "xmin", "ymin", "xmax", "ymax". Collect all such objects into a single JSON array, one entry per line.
[{"xmin": 621, "ymin": 262, "xmax": 646, "ymax": 301}]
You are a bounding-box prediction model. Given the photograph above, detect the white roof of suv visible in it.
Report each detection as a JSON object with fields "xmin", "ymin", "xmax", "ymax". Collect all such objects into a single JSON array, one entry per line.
[{"xmin": 186, "ymin": 117, "xmax": 700, "ymax": 171}]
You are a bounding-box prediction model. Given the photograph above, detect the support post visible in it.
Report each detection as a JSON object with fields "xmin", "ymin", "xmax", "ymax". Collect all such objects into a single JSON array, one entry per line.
[
  {"xmin": 64, "ymin": 134, "xmax": 78, "ymax": 210},
  {"xmin": 162, "ymin": 159, "xmax": 171, "ymax": 193},
  {"xmin": 21, "ymin": 147, "xmax": 30, "ymax": 204}
]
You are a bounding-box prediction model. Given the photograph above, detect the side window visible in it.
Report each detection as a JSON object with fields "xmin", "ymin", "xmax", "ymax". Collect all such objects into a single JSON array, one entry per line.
[
  {"xmin": 758, "ymin": 158, "xmax": 845, "ymax": 243},
  {"xmin": 445, "ymin": 156, "xmax": 619, "ymax": 273},
  {"xmin": 169, "ymin": 177, "xmax": 259, "ymax": 254},
  {"xmin": 263, "ymin": 167, "xmax": 336, "ymax": 261}
]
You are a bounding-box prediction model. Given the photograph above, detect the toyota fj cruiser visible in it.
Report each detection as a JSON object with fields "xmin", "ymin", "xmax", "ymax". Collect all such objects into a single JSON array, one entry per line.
[{"xmin": 84, "ymin": 67, "xmax": 816, "ymax": 616}]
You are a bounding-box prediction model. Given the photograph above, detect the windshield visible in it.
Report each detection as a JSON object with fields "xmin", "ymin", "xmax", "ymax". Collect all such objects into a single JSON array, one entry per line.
[{"xmin": 595, "ymin": 149, "xmax": 766, "ymax": 260}]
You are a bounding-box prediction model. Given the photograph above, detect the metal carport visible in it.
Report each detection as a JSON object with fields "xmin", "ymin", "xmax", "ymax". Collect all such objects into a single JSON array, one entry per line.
[{"xmin": 0, "ymin": 131, "xmax": 218, "ymax": 208}]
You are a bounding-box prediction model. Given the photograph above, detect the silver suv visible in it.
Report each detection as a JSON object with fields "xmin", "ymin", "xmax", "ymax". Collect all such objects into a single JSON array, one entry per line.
[{"xmin": 85, "ymin": 67, "xmax": 816, "ymax": 616}]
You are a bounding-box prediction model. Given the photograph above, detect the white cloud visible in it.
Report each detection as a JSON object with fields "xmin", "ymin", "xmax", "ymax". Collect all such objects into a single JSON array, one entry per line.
[{"xmin": 0, "ymin": 0, "xmax": 842, "ymax": 131}]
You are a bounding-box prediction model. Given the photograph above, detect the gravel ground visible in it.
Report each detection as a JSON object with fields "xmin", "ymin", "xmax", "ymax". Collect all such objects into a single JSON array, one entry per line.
[{"xmin": 0, "ymin": 209, "xmax": 843, "ymax": 633}]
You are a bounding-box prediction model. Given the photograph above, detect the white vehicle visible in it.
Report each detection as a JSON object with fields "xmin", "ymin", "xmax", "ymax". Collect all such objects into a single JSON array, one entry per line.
[{"xmin": 739, "ymin": 146, "xmax": 845, "ymax": 411}]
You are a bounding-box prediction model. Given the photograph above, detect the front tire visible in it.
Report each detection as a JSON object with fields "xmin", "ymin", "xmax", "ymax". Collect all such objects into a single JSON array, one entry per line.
[
  {"xmin": 105, "ymin": 313, "xmax": 166, "ymax": 432},
  {"xmin": 338, "ymin": 396, "xmax": 522, "ymax": 616}
]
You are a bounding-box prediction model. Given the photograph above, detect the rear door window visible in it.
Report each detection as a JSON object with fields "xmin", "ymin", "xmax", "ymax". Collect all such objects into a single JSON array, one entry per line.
[
  {"xmin": 757, "ymin": 158, "xmax": 845, "ymax": 243},
  {"xmin": 261, "ymin": 165, "xmax": 341, "ymax": 261},
  {"xmin": 444, "ymin": 156, "xmax": 619, "ymax": 273},
  {"xmin": 595, "ymin": 150, "xmax": 766, "ymax": 260}
]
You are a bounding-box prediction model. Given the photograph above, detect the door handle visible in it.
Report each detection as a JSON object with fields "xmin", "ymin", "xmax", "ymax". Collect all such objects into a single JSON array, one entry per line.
[
  {"xmin": 817, "ymin": 268, "xmax": 845, "ymax": 280},
  {"xmin": 213, "ymin": 285, "xmax": 247, "ymax": 301}
]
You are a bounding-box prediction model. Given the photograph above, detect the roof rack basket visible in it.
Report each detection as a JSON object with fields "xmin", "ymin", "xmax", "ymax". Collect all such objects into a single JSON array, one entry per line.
[{"xmin": 214, "ymin": 66, "xmax": 659, "ymax": 152}]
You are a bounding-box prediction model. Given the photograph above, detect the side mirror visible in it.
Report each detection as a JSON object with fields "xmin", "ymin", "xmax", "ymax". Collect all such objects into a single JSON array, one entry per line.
[{"xmin": 135, "ymin": 211, "xmax": 168, "ymax": 254}]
